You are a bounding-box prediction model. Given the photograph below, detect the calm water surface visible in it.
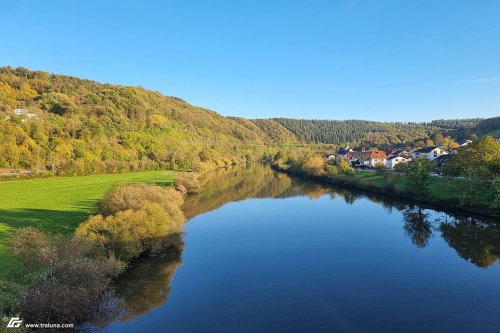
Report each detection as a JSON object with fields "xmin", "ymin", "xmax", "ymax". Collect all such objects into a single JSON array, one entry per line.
[{"xmin": 107, "ymin": 165, "xmax": 500, "ymax": 333}]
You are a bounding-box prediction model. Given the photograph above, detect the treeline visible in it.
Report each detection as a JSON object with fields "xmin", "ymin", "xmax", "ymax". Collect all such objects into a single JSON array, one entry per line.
[
  {"xmin": 429, "ymin": 118, "xmax": 482, "ymax": 129},
  {"xmin": 271, "ymin": 117, "xmax": 485, "ymax": 149},
  {"xmin": 272, "ymin": 118, "xmax": 441, "ymax": 146},
  {"xmin": 271, "ymin": 117, "xmax": 499, "ymax": 148}
]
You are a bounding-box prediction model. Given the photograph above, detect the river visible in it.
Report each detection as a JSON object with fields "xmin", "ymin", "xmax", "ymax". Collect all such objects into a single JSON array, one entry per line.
[{"xmin": 106, "ymin": 165, "xmax": 500, "ymax": 333}]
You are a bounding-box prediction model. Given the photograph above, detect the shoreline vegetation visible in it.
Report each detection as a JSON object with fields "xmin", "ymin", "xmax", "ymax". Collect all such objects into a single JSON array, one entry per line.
[
  {"xmin": 272, "ymin": 164, "xmax": 498, "ymax": 219},
  {"xmin": 2, "ymin": 177, "xmax": 195, "ymax": 330},
  {"xmin": 270, "ymin": 137, "xmax": 500, "ymax": 219},
  {"xmin": 0, "ymin": 167, "xmax": 210, "ymax": 330}
]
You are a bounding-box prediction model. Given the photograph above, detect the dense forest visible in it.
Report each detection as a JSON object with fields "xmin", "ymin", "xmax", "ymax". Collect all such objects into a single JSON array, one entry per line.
[
  {"xmin": 272, "ymin": 118, "xmax": 440, "ymax": 147},
  {"xmin": 272, "ymin": 117, "xmax": 499, "ymax": 147},
  {"xmin": 0, "ymin": 66, "xmax": 498, "ymax": 175}
]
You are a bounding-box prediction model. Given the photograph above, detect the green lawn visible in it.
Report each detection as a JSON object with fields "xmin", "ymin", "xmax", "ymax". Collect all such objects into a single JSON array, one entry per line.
[
  {"xmin": 352, "ymin": 170, "xmax": 463, "ymax": 201},
  {"xmin": 0, "ymin": 170, "xmax": 175, "ymax": 280}
]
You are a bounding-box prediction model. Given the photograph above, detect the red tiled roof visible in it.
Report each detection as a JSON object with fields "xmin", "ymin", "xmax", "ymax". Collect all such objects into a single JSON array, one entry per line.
[{"xmin": 369, "ymin": 151, "xmax": 387, "ymax": 159}]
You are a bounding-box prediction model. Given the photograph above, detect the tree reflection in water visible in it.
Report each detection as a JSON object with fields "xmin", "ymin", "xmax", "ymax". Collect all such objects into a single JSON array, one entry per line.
[
  {"xmin": 402, "ymin": 207, "xmax": 433, "ymax": 248},
  {"xmin": 114, "ymin": 165, "xmax": 500, "ymax": 324},
  {"xmin": 439, "ymin": 216, "xmax": 500, "ymax": 268}
]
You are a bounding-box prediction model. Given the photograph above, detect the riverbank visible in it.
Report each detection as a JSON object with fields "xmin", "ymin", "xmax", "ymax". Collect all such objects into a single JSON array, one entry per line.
[
  {"xmin": 272, "ymin": 165, "xmax": 499, "ymax": 218},
  {"xmin": 0, "ymin": 170, "xmax": 175, "ymax": 281}
]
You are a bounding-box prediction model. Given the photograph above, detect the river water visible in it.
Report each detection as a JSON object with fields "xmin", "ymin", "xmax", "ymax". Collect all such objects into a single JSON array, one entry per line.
[{"xmin": 106, "ymin": 165, "xmax": 500, "ymax": 333}]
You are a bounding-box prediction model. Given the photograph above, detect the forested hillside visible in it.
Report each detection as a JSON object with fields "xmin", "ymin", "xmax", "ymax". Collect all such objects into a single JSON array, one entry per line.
[
  {"xmin": 0, "ymin": 67, "xmax": 292, "ymax": 174},
  {"xmin": 269, "ymin": 117, "xmax": 498, "ymax": 148},
  {"xmin": 272, "ymin": 118, "xmax": 441, "ymax": 147},
  {"xmin": 0, "ymin": 66, "xmax": 498, "ymax": 175}
]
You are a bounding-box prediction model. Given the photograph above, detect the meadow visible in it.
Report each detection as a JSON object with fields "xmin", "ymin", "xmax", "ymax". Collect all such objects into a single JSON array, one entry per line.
[
  {"xmin": 0, "ymin": 171, "xmax": 175, "ymax": 280},
  {"xmin": 353, "ymin": 170, "xmax": 463, "ymax": 198}
]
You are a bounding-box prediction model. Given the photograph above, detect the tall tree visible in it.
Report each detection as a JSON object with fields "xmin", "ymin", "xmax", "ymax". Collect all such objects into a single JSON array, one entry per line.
[{"xmin": 405, "ymin": 158, "xmax": 431, "ymax": 197}]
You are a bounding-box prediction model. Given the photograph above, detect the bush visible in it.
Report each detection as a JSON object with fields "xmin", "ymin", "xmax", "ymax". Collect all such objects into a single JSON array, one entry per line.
[
  {"xmin": 324, "ymin": 164, "xmax": 339, "ymax": 175},
  {"xmin": 175, "ymin": 172, "xmax": 201, "ymax": 194},
  {"xmin": 100, "ymin": 184, "xmax": 183, "ymax": 216},
  {"xmin": 10, "ymin": 226, "xmax": 52, "ymax": 269},
  {"xmin": 0, "ymin": 280, "xmax": 24, "ymax": 315},
  {"xmin": 78, "ymin": 184, "xmax": 186, "ymax": 261},
  {"xmin": 302, "ymin": 154, "xmax": 325, "ymax": 176},
  {"xmin": 325, "ymin": 157, "xmax": 354, "ymax": 176},
  {"xmin": 10, "ymin": 228, "xmax": 126, "ymax": 328},
  {"xmin": 77, "ymin": 203, "xmax": 184, "ymax": 260}
]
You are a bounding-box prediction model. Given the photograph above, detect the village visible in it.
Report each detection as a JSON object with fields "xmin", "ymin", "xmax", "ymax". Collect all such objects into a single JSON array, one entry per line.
[{"xmin": 327, "ymin": 139, "xmax": 474, "ymax": 174}]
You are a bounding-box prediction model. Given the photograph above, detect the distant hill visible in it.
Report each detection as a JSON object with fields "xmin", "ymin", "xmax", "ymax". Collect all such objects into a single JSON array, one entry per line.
[
  {"xmin": 270, "ymin": 117, "xmax": 499, "ymax": 147},
  {"xmin": 0, "ymin": 66, "xmax": 498, "ymax": 174},
  {"xmin": 271, "ymin": 118, "xmax": 441, "ymax": 147}
]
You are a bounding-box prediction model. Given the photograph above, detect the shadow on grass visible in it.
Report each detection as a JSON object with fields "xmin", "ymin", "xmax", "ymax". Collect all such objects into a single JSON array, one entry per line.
[
  {"xmin": 69, "ymin": 198, "xmax": 101, "ymax": 212},
  {"xmin": 0, "ymin": 208, "xmax": 91, "ymax": 243}
]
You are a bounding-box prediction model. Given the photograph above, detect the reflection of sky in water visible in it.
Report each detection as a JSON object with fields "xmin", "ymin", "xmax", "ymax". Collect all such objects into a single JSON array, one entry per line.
[{"xmin": 109, "ymin": 167, "xmax": 500, "ymax": 333}]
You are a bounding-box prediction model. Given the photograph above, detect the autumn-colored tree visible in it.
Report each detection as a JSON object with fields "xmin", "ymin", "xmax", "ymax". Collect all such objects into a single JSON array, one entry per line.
[
  {"xmin": 445, "ymin": 136, "xmax": 500, "ymax": 176},
  {"xmin": 302, "ymin": 154, "xmax": 325, "ymax": 176}
]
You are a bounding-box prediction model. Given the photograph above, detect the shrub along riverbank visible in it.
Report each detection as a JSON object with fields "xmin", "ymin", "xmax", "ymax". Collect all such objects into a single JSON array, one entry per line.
[{"xmin": 0, "ymin": 175, "xmax": 197, "ymax": 330}]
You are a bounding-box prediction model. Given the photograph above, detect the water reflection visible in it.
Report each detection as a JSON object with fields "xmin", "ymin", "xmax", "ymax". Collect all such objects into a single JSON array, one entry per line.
[
  {"xmin": 402, "ymin": 207, "xmax": 433, "ymax": 248},
  {"xmin": 115, "ymin": 248, "xmax": 183, "ymax": 321},
  {"xmin": 114, "ymin": 165, "xmax": 500, "ymax": 325},
  {"xmin": 182, "ymin": 164, "xmax": 292, "ymax": 219},
  {"xmin": 439, "ymin": 216, "xmax": 500, "ymax": 268}
]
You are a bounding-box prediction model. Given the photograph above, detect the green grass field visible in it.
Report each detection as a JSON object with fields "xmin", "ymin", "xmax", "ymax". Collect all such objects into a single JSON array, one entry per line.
[
  {"xmin": 0, "ymin": 171, "xmax": 175, "ymax": 280},
  {"xmin": 353, "ymin": 170, "xmax": 463, "ymax": 201}
]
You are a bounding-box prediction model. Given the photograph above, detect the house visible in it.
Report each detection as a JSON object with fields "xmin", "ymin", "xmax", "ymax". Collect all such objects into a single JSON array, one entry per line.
[
  {"xmin": 338, "ymin": 147, "xmax": 354, "ymax": 158},
  {"xmin": 9, "ymin": 109, "xmax": 37, "ymax": 123},
  {"xmin": 346, "ymin": 151, "xmax": 364, "ymax": 165},
  {"xmin": 13, "ymin": 108, "xmax": 27, "ymax": 116},
  {"xmin": 432, "ymin": 154, "xmax": 453, "ymax": 175},
  {"xmin": 411, "ymin": 146, "xmax": 448, "ymax": 161},
  {"xmin": 459, "ymin": 139, "xmax": 472, "ymax": 147},
  {"xmin": 368, "ymin": 151, "xmax": 387, "ymax": 167},
  {"xmin": 390, "ymin": 149, "xmax": 407, "ymax": 157},
  {"xmin": 386, "ymin": 155, "xmax": 408, "ymax": 169}
]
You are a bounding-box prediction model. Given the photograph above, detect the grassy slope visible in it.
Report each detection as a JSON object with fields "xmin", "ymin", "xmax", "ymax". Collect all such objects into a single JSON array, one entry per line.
[
  {"xmin": 485, "ymin": 128, "xmax": 500, "ymax": 138},
  {"xmin": 0, "ymin": 170, "xmax": 175, "ymax": 280}
]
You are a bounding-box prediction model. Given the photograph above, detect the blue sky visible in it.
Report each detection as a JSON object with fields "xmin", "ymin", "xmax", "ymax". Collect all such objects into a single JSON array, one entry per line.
[{"xmin": 1, "ymin": 0, "xmax": 499, "ymax": 121}]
